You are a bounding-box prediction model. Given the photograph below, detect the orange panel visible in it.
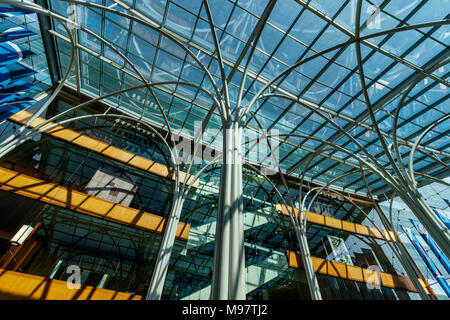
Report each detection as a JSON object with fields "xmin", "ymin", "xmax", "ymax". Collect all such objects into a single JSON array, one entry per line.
[
  {"xmin": 276, "ymin": 204, "xmax": 395, "ymax": 242},
  {"xmin": 286, "ymin": 250, "xmax": 430, "ymax": 294},
  {"xmin": 308, "ymin": 212, "xmax": 326, "ymax": 225},
  {"xmin": 367, "ymin": 226, "xmax": 383, "ymax": 239},
  {"xmin": 324, "ymin": 216, "xmax": 342, "ymax": 230},
  {"xmin": 8, "ymin": 110, "xmax": 198, "ymax": 188},
  {"xmin": 0, "ymin": 269, "xmax": 141, "ymax": 300},
  {"xmin": 355, "ymin": 224, "xmax": 370, "ymax": 237},
  {"xmin": 341, "ymin": 220, "xmax": 357, "ymax": 233},
  {"xmin": 0, "ymin": 167, "xmax": 189, "ymax": 241}
]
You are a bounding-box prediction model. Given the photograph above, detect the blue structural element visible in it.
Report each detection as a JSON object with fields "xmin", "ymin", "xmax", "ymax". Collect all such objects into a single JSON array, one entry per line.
[
  {"xmin": 0, "ymin": 20, "xmax": 35, "ymax": 42},
  {"xmin": 430, "ymin": 206, "xmax": 450, "ymax": 229},
  {"xmin": 0, "ymin": 5, "xmax": 33, "ymax": 18},
  {"xmin": 0, "ymin": 90, "xmax": 20, "ymax": 104},
  {"xmin": 0, "ymin": 41, "xmax": 35, "ymax": 66},
  {"xmin": 0, "ymin": 80, "xmax": 35, "ymax": 94},
  {"xmin": 401, "ymin": 226, "xmax": 450, "ymax": 298},
  {"xmin": 410, "ymin": 219, "xmax": 450, "ymax": 275},
  {"xmin": 0, "ymin": 82, "xmax": 36, "ymax": 104},
  {"xmin": 0, "ymin": 99, "xmax": 35, "ymax": 121},
  {"xmin": 1, "ymin": 63, "xmax": 37, "ymax": 83},
  {"xmin": 0, "ymin": 5, "xmax": 38, "ymax": 122}
]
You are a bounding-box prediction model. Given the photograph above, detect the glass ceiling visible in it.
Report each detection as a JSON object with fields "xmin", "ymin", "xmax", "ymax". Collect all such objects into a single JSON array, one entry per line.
[{"xmin": 36, "ymin": 0, "xmax": 449, "ymax": 196}]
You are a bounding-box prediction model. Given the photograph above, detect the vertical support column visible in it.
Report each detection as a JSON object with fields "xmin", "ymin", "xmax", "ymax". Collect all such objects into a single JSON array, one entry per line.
[
  {"xmin": 229, "ymin": 122, "xmax": 245, "ymax": 299},
  {"xmin": 146, "ymin": 192, "xmax": 185, "ymax": 300},
  {"xmin": 295, "ymin": 227, "xmax": 322, "ymax": 300},
  {"xmin": 373, "ymin": 203, "xmax": 432, "ymax": 300},
  {"xmin": 211, "ymin": 125, "xmax": 232, "ymax": 299},
  {"xmin": 211, "ymin": 121, "xmax": 246, "ymax": 300}
]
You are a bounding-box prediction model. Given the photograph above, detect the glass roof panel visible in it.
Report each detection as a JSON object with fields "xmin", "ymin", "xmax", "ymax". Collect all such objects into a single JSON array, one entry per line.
[{"xmin": 35, "ymin": 0, "xmax": 450, "ymax": 196}]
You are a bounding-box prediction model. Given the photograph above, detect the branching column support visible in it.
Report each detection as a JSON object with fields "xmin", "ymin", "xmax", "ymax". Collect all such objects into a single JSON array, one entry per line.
[
  {"xmin": 295, "ymin": 225, "xmax": 322, "ymax": 299},
  {"xmin": 246, "ymin": 111, "xmax": 323, "ymax": 300},
  {"xmin": 211, "ymin": 120, "xmax": 246, "ymax": 300},
  {"xmin": 352, "ymin": 0, "xmax": 450, "ymax": 262},
  {"xmin": 372, "ymin": 202, "xmax": 433, "ymax": 300},
  {"xmin": 147, "ymin": 190, "xmax": 185, "ymax": 300}
]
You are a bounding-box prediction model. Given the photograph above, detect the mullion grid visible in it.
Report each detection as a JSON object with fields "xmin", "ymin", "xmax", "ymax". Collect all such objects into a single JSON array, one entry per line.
[
  {"xmin": 44, "ymin": 0, "xmax": 449, "ymax": 200},
  {"xmin": 352, "ymin": 128, "xmax": 450, "ymax": 194},
  {"xmin": 285, "ymin": 4, "xmax": 449, "ymax": 185},
  {"xmin": 282, "ymin": 0, "xmax": 420, "ymax": 171},
  {"xmin": 325, "ymin": 82, "xmax": 450, "ymax": 192}
]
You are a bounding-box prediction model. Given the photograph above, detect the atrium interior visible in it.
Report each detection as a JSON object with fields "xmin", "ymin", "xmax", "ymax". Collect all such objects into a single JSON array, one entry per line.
[{"xmin": 0, "ymin": 0, "xmax": 448, "ymax": 300}]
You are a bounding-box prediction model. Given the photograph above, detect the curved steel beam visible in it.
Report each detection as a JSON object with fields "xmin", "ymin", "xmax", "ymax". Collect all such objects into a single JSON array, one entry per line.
[
  {"xmin": 55, "ymin": 0, "xmax": 228, "ymax": 119},
  {"xmin": 238, "ymin": 19, "xmax": 450, "ymax": 124},
  {"xmin": 202, "ymin": 0, "xmax": 230, "ymax": 122},
  {"xmin": 408, "ymin": 114, "xmax": 450, "ymax": 186},
  {"xmin": 0, "ymin": 81, "xmax": 220, "ymax": 159},
  {"xmin": 354, "ymin": 0, "xmax": 411, "ymax": 193},
  {"xmin": 255, "ymin": 93, "xmax": 403, "ymax": 192}
]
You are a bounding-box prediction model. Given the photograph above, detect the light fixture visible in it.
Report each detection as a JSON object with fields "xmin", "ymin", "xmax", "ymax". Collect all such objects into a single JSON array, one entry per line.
[{"xmin": 10, "ymin": 225, "xmax": 34, "ymax": 246}]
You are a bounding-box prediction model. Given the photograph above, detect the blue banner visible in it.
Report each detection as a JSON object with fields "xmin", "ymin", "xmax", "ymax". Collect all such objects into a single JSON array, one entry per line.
[
  {"xmin": 0, "ymin": 65, "xmax": 10, "ymax": 86},
  {"xmin": 0, "ymin": 41, "xmax": 35, "ymax": 66},
  {"xmin": 430, "ymin": 206, "xmax": 450, "ymax": 229},
  {"xmin": 0, "ymin": 99, "xmax": 35, "ymax": 121},
  {"xmin": 444, "ymin": 199, "xmax": 450, "ymax": 207},
  {"xmin": 0, "ymin": 92, "xmax": 19, "ymax": 104},
  {"xmin": 0, "ymin": 81, "xmax": 35, "ymax": 104},
  {"xmin": 0, "ymin": 20, "xmax": 35, "ymax": 42},
  {"xmin": 7, "ymin": 62, "xmax": 37, "ymax": 81},
  {"xmin": 401, "ymin": 226, "xmax": 450, "ymax": 297},
  {"xmin": 0, "ymin": 80, "xmax": 35, "ymax": 94},
  {"xmin": 0, "ymin": 5, "xmax": 33, "ymax": 18},
  {"xmin": 0, "ymin": 64, "xmax": 36, "ymax": 89},
  {"xmin": 410, "ymin": 219, "xmax": 450, "ymax": 275},
  {"xmin": 0, "ymin": 5, "xmax": 39, "ymax": 122}
]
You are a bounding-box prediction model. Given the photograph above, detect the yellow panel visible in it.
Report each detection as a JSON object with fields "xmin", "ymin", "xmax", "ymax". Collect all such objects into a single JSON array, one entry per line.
[
  {"xmin": 379, "ymin": 272, "xmax": 396, "ymax": 288},
  {"xmin": 8, "ymin": 110, "xmax": 198, "ymax": 188},
  {"xmin": 52, "ymin": 126, "xmax": 83, "ymax": 142},
  {"xmin": 101, "ymin": 145, "xmax": 135, "ymax": 163},
  {"xmin": 346, "ymin": 265, "xmax": 365, "ymax": 282},
  {"xmin": 0, "ymin": 269, "xmax": 141, "ymax": 300},
  {"xmin": 367, "ymin": 226, "xmax": 383, "ymax": 239},
  {"xmin": 341, "ymin": 220, "xmax": 357, "ymax": 233},
  {"xmin": 285, "ymin": 251, "xmax": 301, "ymax": 269},
  {"xmin": 385, "ymin": 230, "xmax": 397, "ymax": 242},
  {"xmin": 286, "ymin": 250, "xmax": 430, "ymax": 294},
  {"xmin": 324, "ymin": 216, "xmax": 342, "ymax": 230},
  {"xmin": 355, "ymin": 224, "xmax": 370, "ymax": 236},
  {"xmin": 307, "ymin": 212, "xmax": 325, "ymax": 225},
  {"xmin": 0, "ymin": 167, "xmax": 189, "ymax": 241},
  {"xmin": 128, "ymin": 155, "xmax": 152, "ymax": 171},
  {"xmin": 276, "ymin": 204, "xmax": 395, "ymax": 242}
]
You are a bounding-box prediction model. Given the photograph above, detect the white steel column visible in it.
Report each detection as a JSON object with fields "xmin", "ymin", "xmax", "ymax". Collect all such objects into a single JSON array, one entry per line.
[
  {"xmin": 295, "ymin": 226, "xmax": 322, "ymax": 300},
  {"xmin": 146, "ymin": 193, "xmax": 185, "ymax": 300},
  {"xmin": 211, "ymin": 121, "xmax": 246, "ymax": 300}
]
